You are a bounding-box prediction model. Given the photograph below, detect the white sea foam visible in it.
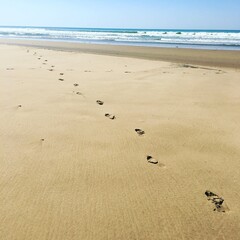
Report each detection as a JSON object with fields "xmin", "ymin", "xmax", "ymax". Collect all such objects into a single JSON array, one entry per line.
[{"xmin": 0, "ymin": 27, "xmax": 240, "ymax": 48}]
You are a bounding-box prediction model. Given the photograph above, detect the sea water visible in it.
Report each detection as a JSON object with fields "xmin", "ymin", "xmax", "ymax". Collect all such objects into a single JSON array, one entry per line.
[{"xmin": 0, "ymin": 26, "xmax": 239, "ymax": 50}]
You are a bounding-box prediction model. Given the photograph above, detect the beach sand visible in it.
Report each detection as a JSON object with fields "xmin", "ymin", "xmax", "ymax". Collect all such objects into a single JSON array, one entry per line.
[{"xmin": 0, "ymin": 42, "xmax": 240, "ymax": 240}]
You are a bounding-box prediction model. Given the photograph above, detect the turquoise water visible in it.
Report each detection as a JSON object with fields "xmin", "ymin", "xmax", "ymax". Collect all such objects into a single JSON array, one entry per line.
[{"xmin": 0, "ymin": 26, "xmax": 240, "ymax": 50}]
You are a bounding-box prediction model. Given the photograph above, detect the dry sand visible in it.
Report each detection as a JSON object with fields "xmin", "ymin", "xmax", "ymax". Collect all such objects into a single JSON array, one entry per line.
[{"xmin": 0, "ymin": 42, "xmax": 240, "ymax": 240}]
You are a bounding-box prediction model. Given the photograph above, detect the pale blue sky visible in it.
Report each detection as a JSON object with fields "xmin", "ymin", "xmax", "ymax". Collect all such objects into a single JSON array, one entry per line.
[{"xmin": 0, "ymin": 0, "xmax": 239, "ymax": 29}]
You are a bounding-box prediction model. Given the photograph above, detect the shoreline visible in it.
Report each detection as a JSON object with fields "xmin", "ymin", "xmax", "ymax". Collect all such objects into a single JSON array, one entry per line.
[{"xmin": 1, "ymin": 38, "xmax": 240, "ymax": 68}]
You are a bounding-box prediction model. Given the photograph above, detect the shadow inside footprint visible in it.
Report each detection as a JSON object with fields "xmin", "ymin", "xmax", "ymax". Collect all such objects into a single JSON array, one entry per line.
[
  {"xmin": 60, "ymin": 73, "xmax": 64, "ymax": 75},
  {"xmin": 205, "ymin": 190, "xmax": 228, "ymax": 212},
  {"xmin": 73, "ymin": 83, "xmax": 79, "ymax": 87},
  {"xmin": 135, "ymin": 128, "xmax": 145, "ymax": 136},
  {"xmin": 105, "ymin": 113, "xmax": 116, "ymax": 120},
  {"xmin": 59, "ymin": 78, "xmax": 64, "ymax": 81},
  {"xmin": 96, "ymin": 100, "xmax": 104, "ymax": 105}
]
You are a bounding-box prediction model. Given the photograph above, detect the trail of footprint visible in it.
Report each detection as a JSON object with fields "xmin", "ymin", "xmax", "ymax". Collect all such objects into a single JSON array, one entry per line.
[
  {"xmin": 147, "ymin": 155, "xmax": 158, "ymax": 164},
  {"xmin": 105, "ymin": 113, "xmax": 116, "ymax": 120},
  {"xmin": 74, "ymin": 91, "xmax": 86, "ymax": 98},
  {"xmin": 135, "ymin": 128, "xmax": 145, "ymax": 136},
  {"xmin": 147, "ymin": 155, "xmax": 165, "ymax": 167},
  {"xmin": 205, "ymin": 190, "xmax": 229, "ymax": 212},
  {"xmin": 96, "ymin": 100, "xmax": 104, "ymax": 105}
]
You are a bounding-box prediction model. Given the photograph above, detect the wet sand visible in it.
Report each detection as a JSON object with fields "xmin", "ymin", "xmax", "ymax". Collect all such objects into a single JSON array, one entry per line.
[{"xmin": 1, "ymin": 38, "xmax": 240, "ymax": 68}]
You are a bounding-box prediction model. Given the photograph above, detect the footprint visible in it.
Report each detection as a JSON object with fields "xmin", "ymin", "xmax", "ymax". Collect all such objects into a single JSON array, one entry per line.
[
  {"xmin": 147, "ymin": 155, "xmax": 158, "ymax": 164},
  {"xmin": 51, "ymin": 65, "xmax": 55, "ymax": 68},
  {"xmin": 6, "ymin": 68, "xmax": 14, "ymax": 70},
  {"xmin": 125, "ymin": 71, "xmax": 131, "ymax": 74},
  {"xmin": 96, "ymin": 100, "xmax": 104, "ymax": 105},
  {"xmin": 75, "ymin": 92, "xmax": 85, "ymax": 98},
  {"xmin": 73, "ymin": 83, "xmax": 79, "ymax": 87},
  {"xmin": 205, "ymin": 190, "xmax": 228, "ymax": 212},
  {"xmin": 105, "ymin": 113, "xmax": 116, "ymax": 120},
  {"xmin": 48, "ymin": 69, "xmax": 54, "ymax": 71},
  {"xmin": 58, "ymin": 78, "xmax": 64, "ymax": 81},
  {"xmin": 60, "ymin": 73, "xmax": 64, "ymax": 75},
  {"xmin": 135, "ymin": 128, "xmax": 145, "ymax": 136},
  {"xmin": 18, "ymin": 104, "xmax": 22, "ymax": 108},
  {"xmin": 38, "ymin": 58, "xmax": 41, "ymax": 60},
  {"xmin": 45, "ymin": 60, "xmax": 48, "ymax": 62}
]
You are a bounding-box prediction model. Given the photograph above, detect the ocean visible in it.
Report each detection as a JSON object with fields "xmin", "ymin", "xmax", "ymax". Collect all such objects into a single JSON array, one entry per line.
[{"xmin": 0, "ymin": 26, "xmax": 240, "ymax": 50}]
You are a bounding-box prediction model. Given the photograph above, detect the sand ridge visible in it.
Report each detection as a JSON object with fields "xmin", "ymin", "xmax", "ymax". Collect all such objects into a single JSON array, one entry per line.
[{"xmin": 0, "ymin": 44, "xmax": 240, "ymax": 239}]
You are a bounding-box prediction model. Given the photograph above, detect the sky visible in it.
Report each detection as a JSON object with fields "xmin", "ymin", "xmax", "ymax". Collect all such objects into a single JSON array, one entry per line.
[{"xmin": 0, "ymin": 0, "xmax": 239, "ymax": 30}]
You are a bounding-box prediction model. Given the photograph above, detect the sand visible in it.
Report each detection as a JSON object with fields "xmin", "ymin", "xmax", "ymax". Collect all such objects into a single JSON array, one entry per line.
[
  {"xmin": 1, "ymin": 38, "xmax": 240, "ymax": 68},
  {"xmin": 0, "ymin": 42, "xmax": 240, "ymax": 240}
]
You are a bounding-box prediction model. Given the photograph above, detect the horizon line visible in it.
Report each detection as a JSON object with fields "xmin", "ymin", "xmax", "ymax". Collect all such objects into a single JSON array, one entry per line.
[{"xmin": 0, "ymin": 25, "xmax": 239, "ymax": 31}]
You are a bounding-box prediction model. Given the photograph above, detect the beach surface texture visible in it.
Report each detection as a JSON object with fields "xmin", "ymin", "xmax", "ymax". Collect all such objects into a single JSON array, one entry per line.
[{"xmin": 0, "ymin": 40, "xmax": 240, "ymax": 240}]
